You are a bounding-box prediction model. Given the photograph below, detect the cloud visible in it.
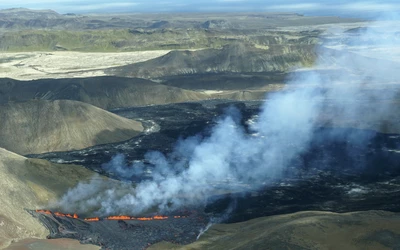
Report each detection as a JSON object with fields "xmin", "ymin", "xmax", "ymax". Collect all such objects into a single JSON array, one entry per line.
[
  {"xmin": 62, "ymin": 2, "xmax": 138, "ymax": 12},
  {"xmin": 338, "ymin": 2, "xmax": 400, "ymax": 12},
  {"xmin": 266, "ymin": 3, "xmax": 323, "ymax": 11},
  {"xmin": 0, "ymin": 0, "xmax": 139, "ymax": 13},
  {"xmin": 2, "ymin": 0, "xmax": 400, "ymax": 14},
  {"xmin": 264, "ymin": 1, "xmax": 400, "ymax": 13},
  {"xmin": 217, "ymin": 0, "xmax": 248, "ymax": 2}
]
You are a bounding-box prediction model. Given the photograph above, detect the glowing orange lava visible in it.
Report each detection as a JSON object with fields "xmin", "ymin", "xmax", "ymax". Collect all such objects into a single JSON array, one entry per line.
[
  {"xmin": 84, "ymin": 217, "xmax": 100, "ymax": 222},
  {"xmin": 136, "ymin": 217, "xmax": 153, "ymax": 221},
  {"xmin": 35, "ymin": 209, "xmax": 184, "ymax": 222},
  {"xmin": 153, "ymin": 215, "xmax": 168, "ymax": 220},
  {"xmin": 105, "ymin": 215, "xmax": 169, "ymax": 221},
  {"xmin": 106, "ymin": 215, "xmax": 132, "ymax": 220},
  {"xmin": 35, "ymin": 209, "xmax": 52, "ymax": 215},
  {"xmin": 36, "ymin": 210, "xmax": 79, "ymax": 219}
]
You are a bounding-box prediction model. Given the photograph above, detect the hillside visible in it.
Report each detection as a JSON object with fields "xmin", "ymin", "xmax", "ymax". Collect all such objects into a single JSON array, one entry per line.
[
  {"xmin": 0, "ymin": 99, "xmax": 143, "ymax": 154},
  {"xmin": 0, "ymin": 148, "xmax": 95, "ymax": 249},
  {"xmin": 0, "ymin": 77, "xmax": 209, "ymax": 109},
  {"xmin": 6, "ymin": 210, "xmax": 400, "ymax": 249},
  {"xmin": 107, "ymin": 43, "xmax": 317, "ymax": 78},
  {"xmin": 151, "ymin": 210, "xmax": 400, "ymax": 250}
]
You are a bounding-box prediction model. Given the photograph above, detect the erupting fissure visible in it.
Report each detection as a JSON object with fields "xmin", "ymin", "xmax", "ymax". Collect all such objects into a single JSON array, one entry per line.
[
  {"xmin": 103, "ymin": 215, "xmax": 170, "ymax": 221},
  {"xmin": 31, "ymin": 208, "xmax": 209, "ymax": 250},
  {"xmin": 35, "ymin": 209, "xmax": 181, "ymax": 222},
  {"xmin": 36, "ymin": 210, "xmax": 78, "ymax": 218}
]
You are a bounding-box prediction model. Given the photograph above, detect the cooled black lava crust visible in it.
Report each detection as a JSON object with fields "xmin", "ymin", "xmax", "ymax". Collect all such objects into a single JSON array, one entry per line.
[{"xmin": 28, "ymin": 210, "xmax": 208, "ymax": 250}]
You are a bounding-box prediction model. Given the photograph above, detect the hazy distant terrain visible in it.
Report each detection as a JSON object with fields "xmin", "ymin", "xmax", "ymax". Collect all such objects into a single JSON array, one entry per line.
[{"xmin": 0, "ymin": 8, "xmax": 362, "ymax": 52}]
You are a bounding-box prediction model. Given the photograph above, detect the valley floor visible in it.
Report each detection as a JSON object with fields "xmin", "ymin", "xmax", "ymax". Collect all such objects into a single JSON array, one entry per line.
[{"xmin": 0, "ymin": 50, "xmax": 170, "ymax": 80}]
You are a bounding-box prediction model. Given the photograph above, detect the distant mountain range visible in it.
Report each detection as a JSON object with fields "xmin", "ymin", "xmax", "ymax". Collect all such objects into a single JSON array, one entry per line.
[{"xmin": 0, "ymin": 8, "xmax": 361, "ymax": 52}]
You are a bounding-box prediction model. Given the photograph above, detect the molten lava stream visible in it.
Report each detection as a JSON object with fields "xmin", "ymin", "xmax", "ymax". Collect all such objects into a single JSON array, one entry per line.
[
  {"xmin": 136, "ymin": 217, "xmax": 153, "ymax": 221},
  {"xmin": 105, "ymin": 215, "xmax": 169, "ymax": 221},
  {"xmin": 35, "ymin": 209, "xmax": 174, "ymax": 222},
  {"xmin": 153, "ymin": 215, "xmax": 168, "ymax": 220},
  {"xmin": 84, "ymin": 217, "xmax": 100, "ymax": 222},
  {"xmin": 106, "ymin": 215, "xmax": 132, "ymax": 220},
  {"xmin": 35, "ymin": 209, "xmax": 52, "ymax": 215},
  {"xmin": 54, "ymin": 212, "xmax": 79, "ymax": 218},
  {"xmin": 36, "ymin": 210, "xmax": 79, "ymax": 219}
]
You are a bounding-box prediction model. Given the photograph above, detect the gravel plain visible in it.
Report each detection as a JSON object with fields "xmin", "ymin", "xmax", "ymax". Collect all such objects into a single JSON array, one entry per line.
[{"xmin": 0, "ymin": 50, "xmax": 170, "ymax": 80}]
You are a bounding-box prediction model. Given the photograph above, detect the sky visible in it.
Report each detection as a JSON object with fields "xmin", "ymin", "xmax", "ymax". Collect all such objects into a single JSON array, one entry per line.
[{"xmin": 0, "ymin": 0, "xmax": 399, "ymax": 18}]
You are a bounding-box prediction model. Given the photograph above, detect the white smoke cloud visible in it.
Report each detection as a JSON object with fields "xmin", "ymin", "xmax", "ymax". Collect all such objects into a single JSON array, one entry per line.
[{"xmin": 57, "ymin": 17, "xmax": 400, "ymax": 216}]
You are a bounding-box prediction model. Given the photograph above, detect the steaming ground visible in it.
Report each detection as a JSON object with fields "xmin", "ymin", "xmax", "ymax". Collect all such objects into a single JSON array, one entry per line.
[{"xmin": 46, "ymin": 19, "xmax": 400, "ymax": 218}]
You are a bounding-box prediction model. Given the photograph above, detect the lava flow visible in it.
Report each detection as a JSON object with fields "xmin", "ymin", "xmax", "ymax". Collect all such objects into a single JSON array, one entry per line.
[
  {"xmin": 36, "ymin": 210, "xmax": 79, "ymax": 218},
  {"xmin": 84, "ymin": 217, "xmax": 100, "ymax": 222},
  {"xmin": 105, "ymin": 215, "xmax": 170, "ymax": 221},
  {"xmin": 29, "ymin": 209, "xmax": 209, "ymax": 250},
  {"xmin": 35, "ymin": 209, "xmax": 173, "ymax": 222}
]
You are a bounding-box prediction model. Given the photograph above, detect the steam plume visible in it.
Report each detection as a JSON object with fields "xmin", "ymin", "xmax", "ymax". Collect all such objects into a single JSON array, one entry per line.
[{"xmin": 57, "ymin": 18, "xmax": 400, "ymax": 216}]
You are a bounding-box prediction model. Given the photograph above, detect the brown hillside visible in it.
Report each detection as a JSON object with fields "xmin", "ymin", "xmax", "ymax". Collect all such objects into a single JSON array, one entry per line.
[
  {"xmin": 0, "ymin": 100, "xmax": 143, "ymax": 154},
  {"xmin": 0, "ymin": 148, "xmax": 95, "ymax": 249},
  {"xmin": 151, "ymin": 210, "xmax": 400, "ymax": 250}
]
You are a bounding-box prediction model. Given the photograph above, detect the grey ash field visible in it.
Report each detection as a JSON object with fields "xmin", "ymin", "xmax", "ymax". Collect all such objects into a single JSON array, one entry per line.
[{"xmin": 1, "ymin": 8, "xmax": 400, "ymax": 250}]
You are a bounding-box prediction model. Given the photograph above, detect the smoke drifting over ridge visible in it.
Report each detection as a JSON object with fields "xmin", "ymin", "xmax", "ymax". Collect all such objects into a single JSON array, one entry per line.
[{"xmin": 57, "ymin": 19, "xmax": 400, "ymax": 216}]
